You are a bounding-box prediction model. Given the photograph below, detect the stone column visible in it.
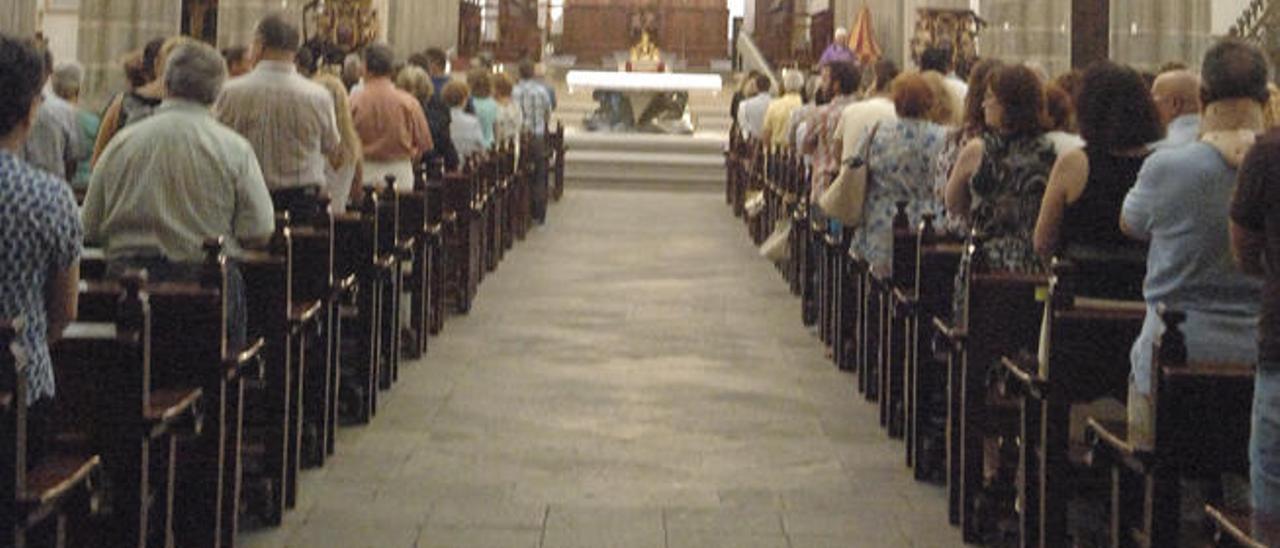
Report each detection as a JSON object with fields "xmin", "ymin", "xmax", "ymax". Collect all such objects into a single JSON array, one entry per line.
[
  {"xmin": 979, "ymin": 0, "xmax": 1071, "ymax": 77},
  {"xmin": 77, "ymin": 0, "xmax": 182, "ymax": 108},
  {"xmin": 1, "ymin": 0, "xmax": 38, "ymax": 37},
  {"xmin": 217, "ymin": 0, "xmax": 304, "ymax": 49},
  {"xmin": 387, "ymin": 0, "xmax": 458, "ymax": 59},
  {"xmin": 1110, "ymin": 0, "xmax": 1213, "ymax": 72}
]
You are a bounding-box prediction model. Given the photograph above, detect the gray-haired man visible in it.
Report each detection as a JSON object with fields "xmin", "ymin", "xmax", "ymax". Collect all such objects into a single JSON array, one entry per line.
[{"xmin": 83, "ymin": 41, "xmax": 276, "ymax": 349}]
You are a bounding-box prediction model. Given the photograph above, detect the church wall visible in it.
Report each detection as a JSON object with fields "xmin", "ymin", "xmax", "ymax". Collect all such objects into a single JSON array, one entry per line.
[
  {"xmin": 41, "ymin": 7, "xmax": 80, "ymax": 67},
  {"xmin": 387, "ymin": 0, "xmax": 459, "ymax": 59},
  {"xmin": 1, "ymin": 0, "xmax": 38, "ymax": 38},
  {"xmin": 1109, "ymin": 0, "xmax": 1213, "ymax": 72},
  {"xmin": 77, "ymin": 0, "xmax": 181, "ymax": 108}
]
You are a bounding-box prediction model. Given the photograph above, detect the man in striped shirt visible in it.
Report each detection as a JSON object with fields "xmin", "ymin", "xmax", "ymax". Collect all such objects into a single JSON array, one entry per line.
[{"xmin": 513, "ymin": 59, "xmax": 553, "ymax": 224}]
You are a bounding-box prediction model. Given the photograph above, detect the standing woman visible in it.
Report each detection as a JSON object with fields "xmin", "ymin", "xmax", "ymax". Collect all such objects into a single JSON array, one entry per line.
[
  {"xmin": 92, "ymin": 36, "xmax": 194, "ymax": 165},
  {"xmin": 468, "ymin": 68, "xmax": 498, "ymax": 149},
  {"xmin": 1033, "ymin": 62, "xmax": 1161, "ymax": 299},
  {"xmin": 945, "ymin": 64, "xmax": 1057, "ymax": 320},
  {"xmin": 849, "ymin": 72, "xmax": 948, "ymax": 277},
  {"xmin": 312, "ymin": 73, "xmax": 363, "ymax": 212}
]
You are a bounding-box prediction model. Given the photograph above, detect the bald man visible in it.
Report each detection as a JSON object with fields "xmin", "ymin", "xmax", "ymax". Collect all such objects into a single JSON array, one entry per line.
[{"xmin": 1151, "ymin": 70, "xmax": 1202, "ymax": 150}]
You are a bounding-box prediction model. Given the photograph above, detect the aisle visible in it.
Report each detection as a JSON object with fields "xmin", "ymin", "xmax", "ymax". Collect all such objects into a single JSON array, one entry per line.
[{"xmin": 240, "ymin": 189, "xmax": 964, "ymax": 548}]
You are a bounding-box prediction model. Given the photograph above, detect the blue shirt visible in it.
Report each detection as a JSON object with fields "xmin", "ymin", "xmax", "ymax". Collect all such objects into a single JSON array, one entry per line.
[
  {"xmin": 513, "ymin": 79, "xmax": 553, "ymax": 137},
  {"xmin": 1121, "ymin": 140, "xmax": 1261, "ymax": 393},
  {"xmin": 0, "ymin": 150, "xmax": 83, "ymax": 403},
  {"xmin": 471, "ymin": 96, "xmax": 498, "ymax": 148},
  {"xmin": 1151, "ymin": 114, "xmax": 1201, "ymax": 151}
]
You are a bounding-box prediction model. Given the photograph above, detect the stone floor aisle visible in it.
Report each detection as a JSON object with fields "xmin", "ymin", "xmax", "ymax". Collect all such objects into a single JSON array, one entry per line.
[{"xmin": 239, "ymin": 188, "xmax": 965, "ymax": 548}]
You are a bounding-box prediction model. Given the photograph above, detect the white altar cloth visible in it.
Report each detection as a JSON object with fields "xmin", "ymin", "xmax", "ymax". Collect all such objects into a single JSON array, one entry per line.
[{"xmin": 565, "ymin": 70, "xmax": 723, "ymax": 94}]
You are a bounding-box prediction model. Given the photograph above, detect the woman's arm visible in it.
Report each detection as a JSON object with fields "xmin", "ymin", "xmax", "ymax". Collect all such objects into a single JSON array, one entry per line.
[
  {"xmin": 45, "ymin": 261, "xmax": 79, "ymax": 344},
  {"xmin": 1033, "ymin": 148, "xmax": 1089, "ymax": 257},
  {"xmin": 945, "ymin": 138, "xmax": 984, "ymax": 218},
  {"xmin": 91, "ymin": 95, "xmax": 123, "ymax": 168}
]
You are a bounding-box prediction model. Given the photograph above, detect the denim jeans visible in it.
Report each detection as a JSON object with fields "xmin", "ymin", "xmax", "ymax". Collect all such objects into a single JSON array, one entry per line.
[{"xmin": 1253, "ymin": 362, "xmax": 1280, "ymax": 519}]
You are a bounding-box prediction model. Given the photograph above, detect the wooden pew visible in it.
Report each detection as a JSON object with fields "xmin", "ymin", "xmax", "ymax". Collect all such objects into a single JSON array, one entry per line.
[
  {"xmin": 443, "ymin": 169, "xmax": 482, "ymax": 314},
  {"xmin": 57, "ymin": 272, "xmax": 205, "ymax": 548},
  {"xmin": 903, "ymin": 215, "xmax": 963, "ymax": 481},
  {"xmin": 873, "ymin": 202, "xmax": 915, "ymax": 438},
  {"xmin": 852, "ymin": 251, "xmax": 878, "ymax": 401},
  {"xmin": 997, "ymin": 262, "xmax": 1143, "ymax": 548},
  {"xmin": 287, "ymin": 205, "xmax": 338, "ymax": 470},
  {"xmin": 399, "ymin": 170, "xmax": 431, "ymax": 360},
  {"xmin": 374, "ymin": 180, "xmax": 405, "ymax": 390},
  {"xmin": 934, "ymin": 236, "xmax": 1048, "ymax": 542},
  {"xmin": 331, "ymin": 196, "xmax": 381, "ymax": 426},
  {"xmin": 1086, "ymin": 308, "xmax": 1254, "ymax": 548},
  {"xmin": 1, "ymin": 322, "xmax": 101, "ymax": 548}
]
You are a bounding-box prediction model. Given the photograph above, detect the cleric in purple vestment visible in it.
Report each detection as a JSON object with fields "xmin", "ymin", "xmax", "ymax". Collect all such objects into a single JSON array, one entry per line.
[{"xmin": 818, "ymin": 27, "xmax": 856, "ymax": 66}]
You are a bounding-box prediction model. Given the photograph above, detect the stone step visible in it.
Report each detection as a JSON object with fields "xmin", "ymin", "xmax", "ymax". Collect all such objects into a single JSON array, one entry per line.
[
  {"xmin": 564, "ymin": 130, "xmax": 726, "ymax": 155},
  {"xmin": 565, "ymin": 149, "xmax": 725, "ymax": 187}
]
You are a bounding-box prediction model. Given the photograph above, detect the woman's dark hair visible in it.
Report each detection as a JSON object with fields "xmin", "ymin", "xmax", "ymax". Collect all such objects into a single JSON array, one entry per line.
[
  {"xmin": 871, "ymin": 59, "xmax": 900, "ymax": 93},
  {"xmin": 961, "ymin": 58, "xmax": 1002, "ymax": 137},
  {"xmin": 0, "ymin": 35, "xmax": 46, "ymax": 138},
  {"xmin": 1044, "ymin": 84, "xmax": 1074, "ymax": 132},
  {"xmin": 828, "ymin": 60, "xmax": 861, "ymax": 95},
  {"xmin": 467, "ymin": 68, "xmax": 493, "ymax": 98},
  {"xmin": 989, "ymin": 64, "xmax": 1048, "ymax": 135},
  {"xmin": 1075, "ymin": 61, "xmax": 1164, "ymax": 151},
  {"xmin": 1201, "ymin": 38, "xmax": 1272, "ymax": 104},
  {"xmin": 142, "ymin": 37, "xmax": 166, "ymax": 83}
]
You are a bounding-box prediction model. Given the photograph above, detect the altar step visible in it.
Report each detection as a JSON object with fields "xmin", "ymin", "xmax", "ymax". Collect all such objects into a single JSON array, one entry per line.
[{"xmin": 564, "ymin": 130, "xmax": 727, "ymax": 189}]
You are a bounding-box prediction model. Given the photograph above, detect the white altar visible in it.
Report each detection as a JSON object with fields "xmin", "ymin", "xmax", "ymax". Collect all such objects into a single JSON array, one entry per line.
[{"xmin": 566, "ymin": 70, "xmax": 723, "ymax": 134}]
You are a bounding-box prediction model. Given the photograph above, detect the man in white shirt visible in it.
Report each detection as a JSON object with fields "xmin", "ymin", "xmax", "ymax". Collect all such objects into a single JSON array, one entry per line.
[
  {"xmin": 215, "ymin": 13, "xmax": 339, "ymax": 217},
  {"xmin": 84, "ymin": 41, "xmax": 276, "ymax": 349},
  {"xmin": 19, "ymin": 43, "xmax": 84, "ymax": 181},
  {"xmin": 736, "ymin": 73, "xmax": 774, "ymax": 140},
  {"xmin": 836, "ymin": 59, "xmax": 899, "ymax": 163},
  {"xmin": 919, "ymin": 46, "xmax": 966, "ymax": 126}
]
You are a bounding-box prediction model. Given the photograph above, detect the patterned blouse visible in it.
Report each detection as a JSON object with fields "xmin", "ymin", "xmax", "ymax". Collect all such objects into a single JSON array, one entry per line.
[
  {"xmin": 967, "ymin": 132, "xmax": 1056, "ymax": 272},
  {"xmin": 0, "ymin": 151, "xmax": 83, "ymax": 404},
  {"xmin": 850, "ymin": 118, "xmax": 947, "ymax": 274}
]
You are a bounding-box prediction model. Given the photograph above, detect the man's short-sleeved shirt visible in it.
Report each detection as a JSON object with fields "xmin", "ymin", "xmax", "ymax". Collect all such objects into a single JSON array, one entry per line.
[
  {"xmin": 350, "ymin": 77, "xmax": 433, "ymax": 162},
  {"xmin": 83, "ymin": 100, "xmax": 276, "ymax": 263},
  {"xmin": 513, "ymin": 79, "xmax": 552, "ymax": 137},
  {"xmin": 737, "ymin": 93, "xmax": 772, "ymax": 140},
  {"xmin": 215, "ymin": 61, "xmax": 340, "ymax": 190},
  {"xmin": 761, "ymin": 93, "xmax": 802, "ymax": 148},
  {"xmin": 1232, "ymin": 129, "xmax": 1280, "ymax": 361},
  {"xmin": 0, "ymin": 150, "xmax": 83, "ymax": 403},
  {"xmin": 20, "ymin": 91, "xmax": 84, "ymax": 180}
]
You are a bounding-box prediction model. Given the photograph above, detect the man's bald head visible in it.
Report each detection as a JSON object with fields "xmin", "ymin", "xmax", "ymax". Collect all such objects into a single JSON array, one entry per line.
[{"xmin": 1151, "ymin": 70, "xmax": 1201, "ymax": 126}]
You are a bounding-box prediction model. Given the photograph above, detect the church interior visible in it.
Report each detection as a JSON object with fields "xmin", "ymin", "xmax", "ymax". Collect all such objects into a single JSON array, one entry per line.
[{"xmin": 2, "ymin": 0, "xmax": 1280, "ymax": 547}]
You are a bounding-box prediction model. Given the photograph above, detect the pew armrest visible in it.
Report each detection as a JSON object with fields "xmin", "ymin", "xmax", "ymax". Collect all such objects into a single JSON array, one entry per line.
[
  {"xmin": 226, "ymin": 337, "xmax": 266, "ymax": 382},
  {"xmin": 19, "ymin": 453, "xmax": 101, "ymax": 511},
  {"xmin": 395, "ymin": 238, "xmax": 416, "ymax": 259},
  {"xmin": 1085, "ymin": 418, "xmax": 1151, "ymax": 472},
  {"xmin": 891, "ymin": 288, "xmax": 918, "ymax": 313},
  {"xmin": 931, "ymin": 317, "xmax": 966, "ymax": 348},
  {"xmin": 289, "ymin": 300, "xmax": 325, "ymax": 333},
  {"xmin": 1206, "ymin": 505, "xmax": 1275, "ymax": 548},
  {"xmin": 0, "ymin": 390, "xmax": 11, "ymax": 413},
  {"xmin": 998, "ymin": 356, "xmax": 1046, "ymax": 400},
  {"xmin": 373, "ymin": 254, "xmax": 397, "ymax": 273},
  {"xmin": 146, "ymin": 387, "xmax": 203, "ymax": 439},
  {"xmin": 332, "ymin": 274, "xmax": 357, "ymax": 301}
]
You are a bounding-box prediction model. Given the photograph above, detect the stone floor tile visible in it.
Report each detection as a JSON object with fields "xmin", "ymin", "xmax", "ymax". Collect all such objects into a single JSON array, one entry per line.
[
  {"xmin": 666, "ymin": 532, "xmax": 790, "ymax": 548},
  {"xmin": 664, "ymin": 506, "xmax": 785, "ymax": 535},
  {"xmin": 415, "ymin": 526, "xmax": 542, "ymax": 548}
]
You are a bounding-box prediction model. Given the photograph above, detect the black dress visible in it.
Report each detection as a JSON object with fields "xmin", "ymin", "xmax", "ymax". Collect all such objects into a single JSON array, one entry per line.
[
  {"xmin": 419, "ymin": 96, "xmax": 459, "ymax": 172},
  {"xmin": 1059, "ymin": 147, "xmax": 1149, "ymax": 300}
]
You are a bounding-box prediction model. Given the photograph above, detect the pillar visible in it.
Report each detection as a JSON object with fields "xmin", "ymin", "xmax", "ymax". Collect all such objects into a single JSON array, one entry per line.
[
  {"xmin": 1110, "ymin": 0, "xmax": 1213, "ymax": 72},
  {"xmin": 979, "ymin": 0, "xmax": 1071, "ymax": 77},
  {"xmin": 77, "ymin": 0, "xmax": 182, "ymax": 108},
  {"xmin": 1, "ymin": 0, "xmax": 38, "ymax": 36},
  {"xmin": 387, "ymin": 0, "xmax": 458, "ymax": 59}
]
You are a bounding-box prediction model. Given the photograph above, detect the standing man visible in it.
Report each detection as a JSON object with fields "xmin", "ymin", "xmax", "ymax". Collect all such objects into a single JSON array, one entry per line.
[
  {"xmin": 513, "ymin": 59, "xmax": 554, "ymax": 224},
  {"xmin": 424, "ymin": 48, "xmax": 451, "ymax": 96},
  {"xmin": 350, "ymin": 43, "xmax": 432, "ymax": 191},
  {"xmin": 818, "ymin": 28, "xmax": 855, "ymax": 67},
  {"xmin": 216, "ymin": 12, "xmax": 340, "ymax": 218},
  {"xmin": 736, "ymin": 72, "xmax": 773, "ymax": 140},
  {"xmin": 760, "ymin": 70, "xmax": 804, "ymax": 147},
  {"xmin": 1150, "ymin": 70, "xmax": 1202, "ymax": 150},
  {"xmin": 20, "ymin": 41, "xmax": 84, "ymax": 181},
  {"xmin": 1232, "ymin": 90, "xmax": 1280, "ymax": 544},
  {"xmin": 84, "ymin": 41, "xmax": 276, "ymax": 351}
]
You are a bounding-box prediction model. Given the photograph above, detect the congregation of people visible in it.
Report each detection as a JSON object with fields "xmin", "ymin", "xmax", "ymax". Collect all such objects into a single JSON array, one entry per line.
[
  {"xmin": 734, "ymin": 31, "xmax": 1280, "ymax": 545},
  {"xmin": 0, "ymin": 11, "xmax": 559, "ymax": 544}
]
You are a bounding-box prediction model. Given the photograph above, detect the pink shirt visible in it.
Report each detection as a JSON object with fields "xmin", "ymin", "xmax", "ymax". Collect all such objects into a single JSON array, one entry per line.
[{"xmin": 350, "ymin": 77, "xmax": 433, "ymax": 162}]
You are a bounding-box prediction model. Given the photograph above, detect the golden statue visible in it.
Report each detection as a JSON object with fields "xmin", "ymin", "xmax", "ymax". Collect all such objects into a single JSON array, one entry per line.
[
  {"xmin": 305, "ymin": 0, "xmax": 380, "ymax": 53},
  {"xmin": 630, "ymin": 31, "xmax": 661, "ymax": 62}
]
